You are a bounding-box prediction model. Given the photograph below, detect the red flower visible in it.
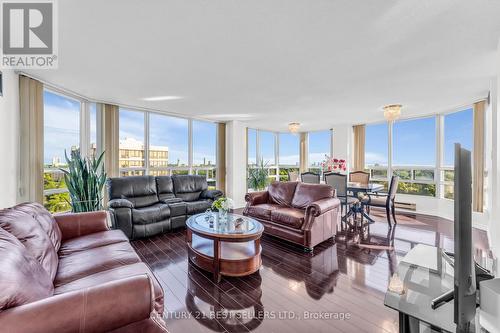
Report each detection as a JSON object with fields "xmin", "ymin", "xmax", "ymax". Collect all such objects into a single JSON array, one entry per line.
[{"xmin": 333, "ymin": 158, "xmax": 339, "ymax": 162}]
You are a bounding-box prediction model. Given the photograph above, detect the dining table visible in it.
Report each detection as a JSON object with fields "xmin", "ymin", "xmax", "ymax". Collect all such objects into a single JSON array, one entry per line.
[{"xmin": 344, "ymin": 182, "xmax": 385, "ymax": 225}]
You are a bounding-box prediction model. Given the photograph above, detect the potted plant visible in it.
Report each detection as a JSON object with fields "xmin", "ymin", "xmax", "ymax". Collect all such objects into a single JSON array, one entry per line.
[
  {"xmin": 248, "ymin": 159, "xmax": 270, "ymax": 191},
  {"xmin": 212, "ymin": 197, "xmax": 234, "ymax": 221},
  {"xmin": 61, "ymin": 149, "xmax": 107, "ymax": 213}
]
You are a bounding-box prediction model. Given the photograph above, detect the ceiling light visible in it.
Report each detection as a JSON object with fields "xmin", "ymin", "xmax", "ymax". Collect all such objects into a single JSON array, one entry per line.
[
  {"xmin": 288, "ymin": 122, "xmax": 301, "ymax": 133},
  {"xmin": 142, "ymin": 96, "xmax": 184, "ymax": 101},
  {"xmin": 383, "ymin": 104, "xmax": 402, "ymax": 122}
]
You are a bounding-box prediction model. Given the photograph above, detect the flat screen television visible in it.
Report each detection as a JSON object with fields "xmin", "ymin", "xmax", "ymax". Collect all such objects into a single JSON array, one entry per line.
[
  {"xmin": 453, "ymin": 143, "xmax": 476, "ymax": 332},
  {"xmin": 431, "ymin": 144, "xmax": 493, "ymax": 332}
]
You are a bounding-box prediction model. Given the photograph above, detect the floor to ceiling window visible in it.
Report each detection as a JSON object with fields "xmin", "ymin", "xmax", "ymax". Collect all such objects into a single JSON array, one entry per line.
[
  {"xmin": 365, "ymin": 122, "xmax": 389, "ymax": 188},
  {"xmin": 43, "ymin": 90, "xmax": 81, "ymax": 213},
  {"xmin": 308, "ymin": 130, "xmax": 332, "ymax": 174},
  {"xmin": 118, "ymin": 108, "xmax": 218, "ymax": 188},
  {"xmin": 441, "ymin": 108, "xmax": 473, "ymax": 199},
  {"xmin": 119, "ymin": 109, "xmax": 146, "ymax": 176},
  {"xmin": 279, "ymin": 133, "xmax": 300, "ymax": 181},
  {"xmin": 392, "ymin": 117, "xmax": 436, "ymax": 196},
  {"xmin": 149, "ymin": 113, "xmax": 189, "ymax": 176},
  {"xmin": 364, "ymin": 107, "xmax": 474, "ymax": 199},
  {"xmin": 193, "ymin": 120, "xmax": 217, "ymax": 189}
]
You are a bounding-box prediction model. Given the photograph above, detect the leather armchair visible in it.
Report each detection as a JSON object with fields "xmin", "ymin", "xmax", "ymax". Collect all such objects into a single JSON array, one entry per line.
[{"xmin": 244, "ymin": 182, "xmax": 340, "ymax": 251}]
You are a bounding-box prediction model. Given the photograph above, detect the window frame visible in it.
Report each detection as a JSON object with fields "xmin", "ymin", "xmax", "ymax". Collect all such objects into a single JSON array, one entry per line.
[
  {"xmin": 118, "ymin": 108, "xmax": 218, "ymax": 187},
  {"xmin": 363, "ymin": 106, "xmax": 474, "ymax": 199},
  {"xmin": 42, "ymin": 87, "xmax": 92, "ymax": 212}
]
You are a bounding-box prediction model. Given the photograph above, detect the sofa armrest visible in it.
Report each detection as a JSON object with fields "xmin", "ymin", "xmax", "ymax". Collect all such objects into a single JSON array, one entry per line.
[
  {"xmin": 200, "ymin": 189, "xmax": 223, "ymax": 200},
  {"xmin": 55, "ymin": 211, "xmax": 109, "ymax": 241},
  {"xmin": 0, "ymin": 275, "xmax": 160, "ymax": 333},
  {"xmin": 108, "ymin": 198, "xmax": 134, "ymax": 209},
  {"xmin": 244, "ymin": 191, "xmax": 269, "ymax": 206},
  {"xmin": 306, "ymin": 197, "xmax": 340, "ymax": 217}
]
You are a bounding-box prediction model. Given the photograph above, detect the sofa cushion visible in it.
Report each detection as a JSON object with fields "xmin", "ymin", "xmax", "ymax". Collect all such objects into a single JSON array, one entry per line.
[
  {"xmin": 107, "ymin": 176, "xmax": 159, "ymax": 208},
  {"xmin": 246, "ymin": 203, "xmax": 281, "ymax": 220},
  {"xmin": 58, "ymin": 229, "xmax": 129, "ymax": 256},
  {"xmin": 132, "ymin": 203, "xmax": 170, "ymax": 225},
  {"xmin": 271, "ymin": 207, "xmax": 305, "ymax": 229},
  {"xmin": 0, "ymin": 205, "xmax": 59, "ymax": 281},
  {"xmin": 185, "ymin": 200, "xmax": 212, "ymax": 215},
  {"xmin": 268, "ymin": 181, "xmax": 299, "ymax": 207},
  {"xmin": 0, "ymin": 227, "xmax": 54, "ymax": 310},
  {"xmin": 54, "ymin": 262, "xmax": 164, "ymax": 314},
  {"xmin": 172, "ymin": 175, "xmax": 208, "ymax": 202},
  {"xmin": 55, "ymin": 241, "xmax": 141, "ymax": 287},
  {"xmin": 156, "ymin": 176, "xmax": 176, "ymax": 201},
  {"xmin": 291, "ymin": 183, "xmax": 334, "ymax": 209},
  {"xmin": 14, "ymin": 202, "xmax": 62, "ymax": 252}
]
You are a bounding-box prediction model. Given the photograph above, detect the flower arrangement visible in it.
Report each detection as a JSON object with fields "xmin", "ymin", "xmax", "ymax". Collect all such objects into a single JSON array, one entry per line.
[
  {"xmin": 321, "ymin": 155, "xmax": 347, "ymax": 173},
  {"xmin": 212, "ymin": 197, "xmax": 234, "ymax": 213}
]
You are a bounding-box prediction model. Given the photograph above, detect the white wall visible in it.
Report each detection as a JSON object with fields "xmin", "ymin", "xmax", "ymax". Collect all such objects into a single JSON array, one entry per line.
[
  {"xmin": 332, "ymin": 124, "xmax": 352, "ymax": 167},
  {"xmin": 488, "ymin": 40, "xmax": 500, "ymax": 270},
  {"xmin": 0, "ymin": 70, "xmax": 19, "ymax": 208},
  {"xmin": 225, "ymin": 121, "xmax": 247, "ymax": 208}
]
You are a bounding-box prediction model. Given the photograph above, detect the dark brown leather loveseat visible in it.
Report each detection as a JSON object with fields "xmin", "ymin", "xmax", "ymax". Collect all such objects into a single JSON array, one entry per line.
[
  {"xmin": 244, "ymin": 181, "xmax": 340, "ymax": 251},
  {"xmin": 0, "ymin": 202, "xmax": 167, "ymax": 333}
]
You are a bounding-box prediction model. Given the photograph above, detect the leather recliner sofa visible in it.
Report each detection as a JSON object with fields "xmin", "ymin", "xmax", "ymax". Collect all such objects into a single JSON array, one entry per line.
[
  {"xmin": 107, "ymin": 175, "xmax": 223, "ymax": 240},
  {"xmin": 244, "ymin": 181, "xmax": 340, "ymax": 251},
  {"xmin": 0, "ymin": 202, "xmax": 167, "ymax": 333}
]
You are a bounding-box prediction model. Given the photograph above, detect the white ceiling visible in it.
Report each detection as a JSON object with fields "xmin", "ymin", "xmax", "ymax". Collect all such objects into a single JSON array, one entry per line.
[{"xmin": 26, "ymin": 0, "xmax": 500, "ymax": 131}]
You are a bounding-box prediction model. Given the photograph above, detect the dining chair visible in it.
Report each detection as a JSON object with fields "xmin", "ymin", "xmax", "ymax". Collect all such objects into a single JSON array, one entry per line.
[
  {"xmin": 361, "ymin": 176, "xmax": 399, "ymax": 226},
  {"xmin": 349, "ymin": 170, "xmax": 371, "ymax": 211},
  {"xmin": 324, "ymin": 172, "xmax": 359, "ymax": 227},
  {"xmin": 349, "ymin": 171, "xmax": 370, "ymax": 185},
  {"xmin": 288, "ymin": 170, "xmax": 299, "ymax": 182},
  {"xmin": 301, "ymin": 172, "xmax": 320, "ymax": 184}
]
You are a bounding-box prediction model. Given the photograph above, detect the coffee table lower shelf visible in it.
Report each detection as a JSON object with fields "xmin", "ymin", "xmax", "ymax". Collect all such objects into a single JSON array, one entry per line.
[{"xmin": 187, "ymin": 234, "xmax": 262, "ymax": 282}]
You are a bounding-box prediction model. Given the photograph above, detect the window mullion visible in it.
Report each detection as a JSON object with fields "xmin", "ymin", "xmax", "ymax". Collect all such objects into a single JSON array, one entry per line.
[{"xmin": 144, "ymin": 112, "xmax": 150, "ymax": 175}]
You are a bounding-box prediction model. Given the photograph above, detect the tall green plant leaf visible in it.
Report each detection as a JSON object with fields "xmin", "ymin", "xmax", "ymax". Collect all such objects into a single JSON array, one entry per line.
[{"xmin": 61, "ymin": 150, "xmax": 107, "ymax": 213}]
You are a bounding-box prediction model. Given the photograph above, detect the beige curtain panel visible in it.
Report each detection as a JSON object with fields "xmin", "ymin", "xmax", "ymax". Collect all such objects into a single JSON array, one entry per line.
[
  {"xmin": 99, "ymin": 103, "xmax": 120, "ymax": 178},
  {"xmin": 473, "ymin": 100, "xmax": 485, "ymax": 213},
  {"xmin": 352, "ymin": 124, "xmax": 366, "ymax": 172},
  {"xmin": 19, "ymin": 75, "xmax": 44, "ymax": 204}
]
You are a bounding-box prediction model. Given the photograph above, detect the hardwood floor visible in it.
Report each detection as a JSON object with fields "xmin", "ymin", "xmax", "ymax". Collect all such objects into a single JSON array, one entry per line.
[{"xmin": 131, "ymin": 209, "xmax": 489, "ymax": 333}]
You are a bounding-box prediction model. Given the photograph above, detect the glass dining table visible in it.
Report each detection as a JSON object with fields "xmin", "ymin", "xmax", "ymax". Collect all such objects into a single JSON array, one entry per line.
[{"xmin": 344, "ymin": 182, "xmax": 385, "ymax": 226}]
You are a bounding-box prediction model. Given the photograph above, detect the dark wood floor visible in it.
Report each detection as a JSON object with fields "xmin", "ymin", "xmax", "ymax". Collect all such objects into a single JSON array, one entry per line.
[{"xmin": 131, "ymin": 209, "xmax": 489, "ymax": 333}]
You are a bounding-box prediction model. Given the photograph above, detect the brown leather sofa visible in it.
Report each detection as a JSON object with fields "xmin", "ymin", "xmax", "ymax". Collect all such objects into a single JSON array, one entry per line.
[
  {"xmin": 244, "ymin": 181, "xmax": 340, "ymax": 251},
  {"xmin": 0, "ymin": 202, "xmax": 167, "ymax": 333}
]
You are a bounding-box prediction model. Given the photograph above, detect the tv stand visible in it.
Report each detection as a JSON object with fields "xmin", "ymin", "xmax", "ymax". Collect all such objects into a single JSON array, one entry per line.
[
  {"xmin": 384, "ymin": 244, "xmax": 493, "ymax": 333},
  {"xmin": 431, "ymin": 251, "xmax": 493, "ymax": 310}
]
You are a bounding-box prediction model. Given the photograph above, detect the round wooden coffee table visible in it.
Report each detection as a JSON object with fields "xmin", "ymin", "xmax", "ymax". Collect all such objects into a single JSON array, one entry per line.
[{"xmin": 186, "ymin": 212, "xmax": 264, "ymax": 283}]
